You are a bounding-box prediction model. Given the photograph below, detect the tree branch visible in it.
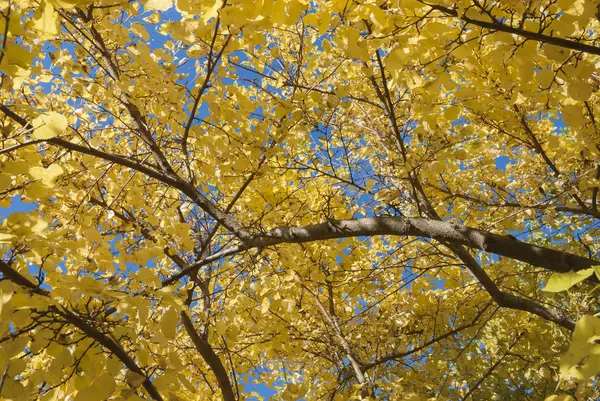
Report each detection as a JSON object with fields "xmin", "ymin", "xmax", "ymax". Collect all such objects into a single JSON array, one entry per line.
[
  {"xmin": 424, "ymin": 2, "xmax": 600, "ymax": 56},
  {"xmin": 0, "ymin": 259, "xmax": 163, "ymax": 401},
  {"xmin": 181, "ymin": 311, "xmax": 236, "ymax": 401},
  {"xmin": 245, "ymin": 217, "xmax": 599, "ymax": 273},
  {"xmin": 363, "ymin": 302, "xmax": 492, "ymax": 372},
  {"xmin": 0, "ymin": 104, "xmax": 251, "ymax": 239},
  {"xmin": 461, "ymin": 331, "xmax": 525, "ymax": 400},
  {"xmin": 162, "ymin": 215, "xmax": 599, "ymax": 289},
  {"xmin": 448, "ymin": 245, "xmax": 575, "ymax": 330}
]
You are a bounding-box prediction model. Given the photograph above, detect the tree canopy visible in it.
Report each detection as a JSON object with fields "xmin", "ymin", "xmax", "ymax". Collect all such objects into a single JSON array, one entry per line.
[{"xmin": 0, "ymin": 0, "xmax": 600, "ymax": 399}]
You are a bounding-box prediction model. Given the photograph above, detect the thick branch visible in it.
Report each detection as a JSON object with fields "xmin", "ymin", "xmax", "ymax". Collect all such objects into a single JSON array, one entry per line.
[
  {"xmin": 449, "ymin": 245, "xmax": 575, "ymax": 330},
  {"xmin": 181, "ymin": 311, "xmax": 236, "ymax": 401},
  {"xmin": 164, "ymin": 216, "xmax": 599, "ymax": 287},
  {"xmin": 0, "ymin": 260, "xmax": 48, "ymax": 295},
  {"xmin": 246, "ymin": 217, "xmax": 599, "ymax": 273},
  {"xmin": 60, "ymin": 308, "xmax": 164, "ymax": 401}
]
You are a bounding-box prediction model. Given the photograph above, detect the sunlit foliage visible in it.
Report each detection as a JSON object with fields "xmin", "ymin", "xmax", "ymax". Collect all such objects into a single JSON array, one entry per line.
[{"xmin": 0, "ymin": 0, "xmax": 599, "ymax": 399}]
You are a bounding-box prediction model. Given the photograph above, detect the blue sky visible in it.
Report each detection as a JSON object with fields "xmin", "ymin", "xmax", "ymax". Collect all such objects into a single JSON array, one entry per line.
[{"xmin": 0, "ymin": 195, "xmax": 36, "ymax": 218}]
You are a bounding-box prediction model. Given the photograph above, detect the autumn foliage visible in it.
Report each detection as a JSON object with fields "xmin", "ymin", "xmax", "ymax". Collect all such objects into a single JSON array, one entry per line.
[{"xmin": 0, "ymin": 0, "xmax": 600, "ymax": 399}]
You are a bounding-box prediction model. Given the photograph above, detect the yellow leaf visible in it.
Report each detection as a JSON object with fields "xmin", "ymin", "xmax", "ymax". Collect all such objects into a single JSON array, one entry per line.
[
  {"xmin": 178, "ymin": 374, "xmax": 196, "ymax": 393},
  {"xmin": 431, "ymin": 161, "xmax": 444, "ymax": 174},
  {"xmin": 29, "ymin": 164, "xmax": 64, "ymax": 187},
  {"xmin": 3, "ymin": 213, "xmax": 48, "ymax": 235},
  {"xmin": 175, "ymin": 0, "xmax": 192, "ymax": 13},
  {"xmin": 0, "ymin": 10, "xmax": 24, "ymax": 37},
  {"xmin": 0, "ymin": 288, "xmax": 12, "ymax": 316},
  {"xmin": 568, "ymin": 80, "xmax": 592, "ymax": 102},
  {"xmin": 542, "ymin": 268, "xmax": 594, "ymax": 292},
  {"xmin": 357, "ymin": 5, "xmax": 388, "ymax": 30},
  {"xmin": 32, "ymin": 112, "xmax": 68, "ymax": 139},
  {"xmin": 512, "ymin": 91, "xmax": 527, "ymax": 105},
  {"xmin": 561, "ymin": 104, "xmax": 586, "ymax": 127},
  {"xmin": 260, "ymin": 297, "xmax": 270, "ymax": 314},
  {"xmin": 1, "ymin": 43, "xmax": 33, "ymax": 70},
  {"xmin": 73, "ymin": 387, "xmax": 97, "ymax": 401},
  {"xmin": 232, "ymin": 157, "xmax": 250, "ymax": 173},
  {"xmin": 454, "ymin": 149, "xmax": 468, "ymax": 160},
  {"xmin": 0, "ymin": 233, "xmax": 15, "ymax": 243},
  {"xmin": 594, "ymin": 266, "xmax": 600, "ymax": 281},
  {"xmin": 137, "ymin": 303, "xmax": 149, "ymax": 326},
  {"xmin": 125, "ymin": 370, "xmax": 146, "ymax": 388},
  {"xmin": 544, "ymin": 44, "xmax": 571, "ymax": 63},
  {"xmin": 93, "ymin": 373, "xmax": 116, "ymax": 400},
  {"xmin": 52, "ymin": 0, "xmax": 94, "ymax": 8},
  {"xmin": 145, "ymin": 0, "xmax": 172, "ymax": 10},
  {"xmin": 39, "ymin": 388, "xmax": 60, "ymax": 401},
  {"xmin": 335, "ymin": 85, "xmax": 350, "ymax": 98},
  {"xmin": 386, "ymin": 46, "xmax": 409, "ymax": 70},
  {"xmin": 444, "ymin": 106, "xmax": 461, "ymax": 120},
  {"xmin": 31, "ymin": 1, "xmax": 60, "ymax": 39},
  {"xmin": 202, "ymin": 0, "xmax": 223, "ymax": 22},
  {"xmin": 560, "ymin": 315, "xmax": 600, "ymax": 380},
  {"xmin": 84, "ymin": 228, "xmax": 102, "ymax": 243},
  {"xmin": 425, "ymin": 22, "xmax": 448, "ymax": 35},
  {"xmin": 536, "ymin": 69, "xmax": 555, "ymax": 88},
  {"xmin": 271, "ymin": 0, "xmax": 303, "ymax": 25},
  {"xmin": 1, "ymin": 378, "xmax": 24, "ymax": 398},
  {"xmin": 106, "ymin": 357, "xmax": 123, "ymax": 377},
  {"xmin": 337, "ymin": 26, "xmax": 369, "ymax": 62},
  {"xmin": 130, "ymin": 23, "xmax": 150, "ymax": 41},
  {"xmin": 0, "ymin": 288, "xmax": 12, "ymax": 304},
  {"xmin": 559, "ymin": 0, "xmax": 594, "ymax": 19},
  {"xmin": 127, "ymin": 394, "xmax": 147, "ymax": 401},
  {"xmin": 161, "ymin": 307, "xmax": 178, "ymax": 339},
  {"xmin": 518, "ymin": 61, "xmax": 534, "ymax": 83},
  {"xmin": 136, "ymin": 267, "xmax": 161, "ymax": 287},
  {"xmin": 545, "ymin": 395, "xmax": 576, "ymax": 401},
  {"xmin": 215, "ymin": 320, "xmax": 228, "ymax": 335},
  {"xmin": 169, "ymin": 351, "xmax": 184, "ymax": 371}
]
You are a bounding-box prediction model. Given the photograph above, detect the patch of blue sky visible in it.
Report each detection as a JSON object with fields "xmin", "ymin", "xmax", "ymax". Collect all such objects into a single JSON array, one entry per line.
[
  {"xmin": 0, "ymin": 195, "xmax": 36, "ymax": 218},
  {"xmin": 244, "ymin": 378, "xmax": 277, "ymax": 400},
  {"xmin": 494, "ymin": 155, "xmax": 513, "ymax": 171}
]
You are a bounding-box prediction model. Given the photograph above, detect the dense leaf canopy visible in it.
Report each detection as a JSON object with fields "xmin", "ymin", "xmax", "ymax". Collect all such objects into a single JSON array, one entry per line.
[{"xmin": 0, "ymin": 0, "xmax": 599, "ymax": 399}]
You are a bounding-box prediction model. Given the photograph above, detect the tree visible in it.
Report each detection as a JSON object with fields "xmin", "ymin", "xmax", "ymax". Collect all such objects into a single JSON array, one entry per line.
[{"xmin": 0, "ymin": 0, "xmax": 599, "ymax": 399}]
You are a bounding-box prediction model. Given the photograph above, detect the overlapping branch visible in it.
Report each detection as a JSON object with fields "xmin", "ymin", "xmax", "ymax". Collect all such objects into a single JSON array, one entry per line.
[
  {"xmin": 0, "ymin": 260, "xmax": 164, "ymax": 401},
  {"xmin": 423, "ymin": 1, "xmax": 600, "ymax": 56}
]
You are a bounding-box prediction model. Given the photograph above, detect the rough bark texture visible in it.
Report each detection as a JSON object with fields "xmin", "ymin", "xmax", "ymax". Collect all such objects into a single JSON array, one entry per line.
[{"xmin": 246, "ymin": 217, "xmax": 598, "ymax": 273}]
